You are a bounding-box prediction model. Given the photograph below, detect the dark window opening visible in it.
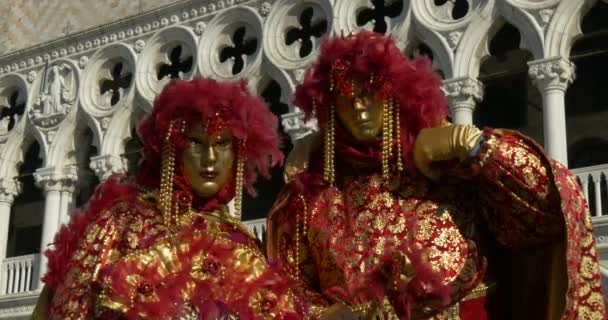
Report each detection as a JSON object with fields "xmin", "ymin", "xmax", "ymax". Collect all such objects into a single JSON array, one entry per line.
[
  {"xmin": 123, "ymin": 127, "xmax": 143, "ymax": 176},
  {"xmin": 433, "ymin": 0, "xmax": 470, "ymax": 20},
  {"xmin": 566, "ymin": 0, "xmax": 608, "ymax": 169},
  {"xmin": 7, "ymin": 141, "xmax": 44, "ymax": 258},
  {"xmin": 242, "ymin": 80, "xmax": 292, "ymax": 221},
  {"xmin": 356, "ymin": 0, "xmax": 403, "ymax": 34},
  {"xmin": 219, "ymin": 27, "xmax": 258, "ymax": 75},
  {"xmin": 157, "ymin": 45, "xmax": 193, "ymax": 80},
  {"xmin": 285, "ymin": 7, "xmax": 328, "ymax": 58},
  {"xmin": 0, "ymin": 89, "xmax": 26, "ymax": 132},
  {"xmin": 475, "ymin": 23, "xmax": 541, "ymax": 145},
  {"xmin": 75, "ymin": 127, "xmax": 100, "ymax": 208},
  {"xmin": 100, "ymin": 62, "xmax": 133, "ymax": 106}
]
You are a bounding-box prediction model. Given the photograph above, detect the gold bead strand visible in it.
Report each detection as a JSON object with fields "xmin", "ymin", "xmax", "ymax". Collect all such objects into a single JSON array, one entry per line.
[
  {"xmin": 294, "ymin": 195, "xmax": 308, "ymax": 282},
  {"xmin": 160, "ymin": 121, "xmax": 176, "ymax": 228},
  {"xmin": 233, "ymin": 140, "xmax": 246, "ymax": 221},
  {"xmin": 324, "ymin": 104, "xmax": 336, "ymax": 186},
  {"xmin": 295, "ymin": 210, "xmax": 300, "ymax": 281},
  {"xmin": 329, "ymin": 104, "xmax": 335, "ymax": 184},
  {"xmin": 393, "ymin": 98, "xmax": 403, "ymax": 172},
  {"xmin": 381, "ymin": 100, "xmax": 394, "ymax": 179},
  {"xmin": 172, "ymin": 120, "xmax": 186, "ymax": 226}
]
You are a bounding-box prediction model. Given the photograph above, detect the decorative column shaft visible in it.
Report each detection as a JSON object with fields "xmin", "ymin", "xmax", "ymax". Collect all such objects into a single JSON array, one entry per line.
[
  {"xmin": 528, "ymin": 57, "xmax": 575, "ymax": 167},
  {"xmin": 34, "ymin": 166, "xmax": 78, "ymax": 288},
  {"xmin": 0, "ymin": 179, "xmax": 20, "ymax": 295},
  {"xmin": 441, "ymin": 77, "xmax": 484, "ymax": 125},
  {"xmin": 0, "ymin": 179, "xmax": 20, "ymax": 260}
]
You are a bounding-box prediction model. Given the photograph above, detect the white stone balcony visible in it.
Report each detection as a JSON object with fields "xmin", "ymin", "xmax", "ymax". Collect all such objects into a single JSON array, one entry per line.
[{"xmin": 0, "ymin": 254, "xmax": 39, "ymax": 295}]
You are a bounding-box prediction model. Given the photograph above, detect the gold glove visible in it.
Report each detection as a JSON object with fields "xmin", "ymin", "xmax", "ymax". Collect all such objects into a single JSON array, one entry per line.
[
  {"xmin": 30, "ymin": 285, "xmax": 52, "ymax": 320},
  {"xmin": 320, "ymin": 303, "xmax": 360, "ymax": 320},
  {"xmin": 413, "ymin": 124, "xmax": 483, "ymax": 180},
  {"xmin": 284, "ymin": 131, "xmax": 321, "ymax": 183}
]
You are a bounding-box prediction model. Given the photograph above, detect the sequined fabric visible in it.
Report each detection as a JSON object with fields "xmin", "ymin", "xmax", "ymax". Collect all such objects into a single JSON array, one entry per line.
[{"xmin": 47, "ymin": 192, "xmax": 329, "ymax": 319}]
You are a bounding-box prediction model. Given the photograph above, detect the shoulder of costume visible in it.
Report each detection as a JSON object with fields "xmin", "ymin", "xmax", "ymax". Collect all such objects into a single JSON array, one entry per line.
[{"xmin": 42, "ymin": 174, "xmax": 148, "ymax": 289}]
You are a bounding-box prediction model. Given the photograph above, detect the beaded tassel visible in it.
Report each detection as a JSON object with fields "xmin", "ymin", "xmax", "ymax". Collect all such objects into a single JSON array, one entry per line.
[
  {"xmin": 295, "ymin": 195, "xmax": 309, "ymax": 281},
  {"xmin": 381, "ymin": 99, "xmax": 394, "ymax": 179},
  {"xmin": 393, "ymin": 98, "xmax": 403, "ymax": 172},
  {"xmin": 324, "ymin": 104, "xmax": 336, "ymax": 186},
  {"xmin": 159, "ymin": 120, "xmax": 185, "ymax": 228},
  {"xmin": 233, "ymin": 140, "xmax": 246, "ymax": 221}
]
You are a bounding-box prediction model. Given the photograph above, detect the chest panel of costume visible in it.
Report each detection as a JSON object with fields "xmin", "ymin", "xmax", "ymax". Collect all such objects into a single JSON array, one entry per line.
[{"xmin": 307, "ymin": 175, "xmax": 485, "ymax": 307}]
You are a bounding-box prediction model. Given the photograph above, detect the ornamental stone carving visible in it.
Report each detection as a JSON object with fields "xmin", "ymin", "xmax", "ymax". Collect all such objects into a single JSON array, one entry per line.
[
  {"xmin": 34, "ymin": 165, "xmax": 79, "ymax": 193},
  {"xmin": 29, "ymin": 62, "xmax": 77, "ymax": 128},
  {"xmin": 193, "ymin": 21, "xmax": 207, "ymax": 36},
  {"xmin": 0, "ymin": 179, "xmax": 21, "ymax": 203},
  {"xmin": 27, "ymin": 71, "xmax": 37, "ymax": 83},
  {"xmin": 281, "ymin": 109, "xmax": 318, "ymax": 141},
  {"xmin": 528, "ymin": 57, "xmax": 575, "ymax": 92},
  {"xmin": 90, "ymin": 154, "xmax": 127, "ymax": 181},
  {"xmin": 133, "ymin": 40, "xmax": 146, "ymax": 54},
  {"xmin": 441, "ymin": 77, "xmax": 484, "ymax": 107},
  {"xmin": 259, "ymin": 2, "xmax": 273, "ymax": 16}
]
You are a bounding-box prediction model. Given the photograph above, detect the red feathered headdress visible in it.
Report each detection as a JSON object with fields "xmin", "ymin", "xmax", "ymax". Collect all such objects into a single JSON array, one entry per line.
[
  {"xmin": 293, "ymin": 31, "xmax": 448, "ymax": 176},
  {"xmin": 137, "ymin": 78, "xmax": 283, "ymax": 207}
]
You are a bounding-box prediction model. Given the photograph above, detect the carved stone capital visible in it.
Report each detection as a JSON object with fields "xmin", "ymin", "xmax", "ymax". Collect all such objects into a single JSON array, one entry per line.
[
  {"xmin": 34, "ymin": 165, "xmax": 79, "ymax": 193},
  {"xmin": 0, "ymin": 179, "xmax": 21, "ymax": 204},
  {"xmin": 90, "ymin": 154, "xmax": 126, "ymax": 181},
  {"xmin": 441, "ymin": 77, "xmax": 484, "ymax": 109},
  {"xmin": 281, "ymin": 109, "xmax": 319, "ymax": 142},
  {"xmin": 528, "ymin": 57, "xmax": 575, "ymax": 92}
]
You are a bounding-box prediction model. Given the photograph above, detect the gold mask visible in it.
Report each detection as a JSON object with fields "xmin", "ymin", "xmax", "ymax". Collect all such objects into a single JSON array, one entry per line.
[
  {"xmin": 182, "ymin": 124, "xmax": 235, "ymax": 199},
  {"xmin": 335, "ymin": 84, "xmax": 384, "ymax": 143}
]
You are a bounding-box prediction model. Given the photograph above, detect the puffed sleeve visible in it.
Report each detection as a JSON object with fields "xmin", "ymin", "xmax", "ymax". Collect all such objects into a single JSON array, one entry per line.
[
  {"xmin": 472, "ymin": 128, "xmax": 566, "ymax": 248},
  {"xmin": 473, "ymin": 128, "xmax": 606, "ymax": 319},
  {"xmin": 45, "ymin": 203, "xmax": 129, "ymax": 320}
]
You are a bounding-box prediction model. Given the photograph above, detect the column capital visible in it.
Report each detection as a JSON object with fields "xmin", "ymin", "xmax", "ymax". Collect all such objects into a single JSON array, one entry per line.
[
  {"xmin": 281, "ymin": 108, "xmax": 319, "ymax": 142},
  {"xmin": 90, "ymin": 154, "xmax": 126, "ymax": 181},
  {"xmin": 0, "ymin": 179, "xmax": 21, "ymax": 204},
  {"xmin": 528, "ymin": 57, "xmax": 575, "ymax": 92},
  {"xmin": 441, "ymin": 77, "xmax": 485, "ymax": 109},
  {"xmin": 34, "ymin": 165, "xmax": 78, "ymax": 193}
]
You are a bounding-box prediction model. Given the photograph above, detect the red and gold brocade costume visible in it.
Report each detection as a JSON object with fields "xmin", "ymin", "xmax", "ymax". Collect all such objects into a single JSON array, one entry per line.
[
  {"xmin": 268, "ymin": 129, "xmax": 607, "ymax": 319},
  {"xmin": 34, "ymin": 78, "xmax": 333, "ymax": 319},
  {"xmin": 41, "ymin": 179, "xmax": 328, "ymax": 319}
]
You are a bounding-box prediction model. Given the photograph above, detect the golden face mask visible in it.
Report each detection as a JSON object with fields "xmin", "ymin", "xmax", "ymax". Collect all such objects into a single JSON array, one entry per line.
[
  {"xmin": 334, "ymin": 83, "xmax": 384, "ymax": 144},
  {"xmin": 181, "ymin": 124, "xmax": 235, "ymax": 199}
]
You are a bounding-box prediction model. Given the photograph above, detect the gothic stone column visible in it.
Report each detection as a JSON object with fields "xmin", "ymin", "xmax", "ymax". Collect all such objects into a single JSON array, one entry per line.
[
  {"xmin": 33, "ymin": 166, "xmax": 78, "ymax": 288},
  {"xmin": 0, "ymin": 179, "xmax": 20, "ymax": 260},
  {"xmin": 0, "ymin": 179, "xmax": 20, "ymax": 294},
  {"xmin": 442, "ymin": 77, "xmax": 485, "ymax": 125},
  {"xmin": 528, "ymin": 57, "xmax": 575, "ymax": 167}
]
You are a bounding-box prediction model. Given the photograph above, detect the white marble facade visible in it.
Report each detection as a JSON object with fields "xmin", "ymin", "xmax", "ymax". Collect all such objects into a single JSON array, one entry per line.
[{"xmin": 0, "ymin": 0, "xmax": 607, "ymax": 317}]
